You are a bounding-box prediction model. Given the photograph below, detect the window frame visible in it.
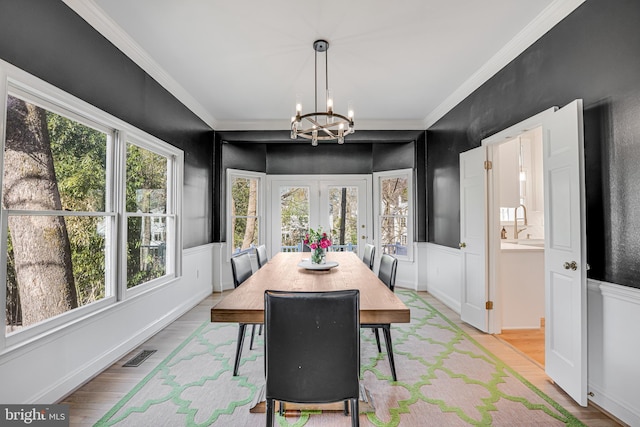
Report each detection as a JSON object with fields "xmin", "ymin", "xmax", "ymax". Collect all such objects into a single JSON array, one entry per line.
[
  {"xmin": 226, "ymin": 169, "xmax": 265, "ymax": 260},
  {"xmin": 373, "ymin": 168, "xmax": 414, "ymax": 262},
  {"xmin": 0, "ymin": 60, "xmax": 183, "ymax": 350}
]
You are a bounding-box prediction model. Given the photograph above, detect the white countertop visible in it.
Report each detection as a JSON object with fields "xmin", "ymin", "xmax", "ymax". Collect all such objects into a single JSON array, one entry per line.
[{"xmin": 500, "ymin": 241, "xmax": 544, "ymax": 252}]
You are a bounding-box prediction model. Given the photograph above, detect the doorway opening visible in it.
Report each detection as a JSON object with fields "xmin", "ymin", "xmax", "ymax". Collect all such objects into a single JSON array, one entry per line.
[{"xmin": 493, "ymin": 127, "xmax": 545, "ymax": 366}]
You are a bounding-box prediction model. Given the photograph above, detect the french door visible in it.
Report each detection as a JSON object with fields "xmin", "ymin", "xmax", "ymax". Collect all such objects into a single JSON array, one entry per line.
[{"xmin": 268, "ymin": 175, "xmax": 371, "ymax": 259}]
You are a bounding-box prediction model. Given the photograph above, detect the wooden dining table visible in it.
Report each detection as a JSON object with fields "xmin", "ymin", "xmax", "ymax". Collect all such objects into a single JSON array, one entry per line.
[
  {"xmin": 210, "ymin": 251, "xmax": 410, "ymax": 325},
  {"xmin": 210, "ymin": 250, "xmax": 410, "ymax": 414}
]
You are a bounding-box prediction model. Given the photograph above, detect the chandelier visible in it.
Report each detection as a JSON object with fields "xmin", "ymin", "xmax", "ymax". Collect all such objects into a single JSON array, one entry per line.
[{"xmin": 290, "ymin": 40, "xmax": 354, "ymax": 146}]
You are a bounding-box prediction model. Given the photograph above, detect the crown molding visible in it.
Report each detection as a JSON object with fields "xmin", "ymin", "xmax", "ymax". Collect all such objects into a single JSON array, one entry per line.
[
  {"xmin": 423, "ymin": 0, "xmax": 586, "ymax": 129},
  {"xmin": 215, "ymin": 118, "xmax": 426, "ymax": 132},
  {"xmin": 62, "ymin": 0, "xmax": 218, "ymax": 130}
]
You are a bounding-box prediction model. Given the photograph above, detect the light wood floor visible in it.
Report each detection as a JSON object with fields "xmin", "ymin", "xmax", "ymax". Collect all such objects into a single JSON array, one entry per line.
[
  {"xmin": 61, "ymin": 291, "xmax": 625, "ymax": 426},
  {"xmin": 498, "ymin": 326, "xmax": 545, "ymax": 366}
]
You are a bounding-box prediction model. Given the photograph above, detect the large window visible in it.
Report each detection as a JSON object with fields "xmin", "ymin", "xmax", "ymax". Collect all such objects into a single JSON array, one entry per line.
[
  {"xmin": 227, "ymin": 169, "xmax": 264, "ymax": 256},
  {"xmin": 375, "ymin": 169, "xmax": 413, "ymax": 260},
  {"xmin": 1, "ymin": 67, "xmax": 182, "ymax": 344}
]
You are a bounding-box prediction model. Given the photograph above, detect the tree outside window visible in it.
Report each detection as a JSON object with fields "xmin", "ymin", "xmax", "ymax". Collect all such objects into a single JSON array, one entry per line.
[
  {"xmin": 3, "ymin": 86, "xmax": 181, "ymax": 338},
  {"xmin": 379, "ymin": 175, "xmax": 410, "ymax": 256}
]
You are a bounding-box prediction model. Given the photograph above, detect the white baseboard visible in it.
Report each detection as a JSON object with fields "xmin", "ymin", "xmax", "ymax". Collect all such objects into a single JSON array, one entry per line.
[{"xmin": 44, "ymin": 287, "xmax": 211, "ymax": 403}]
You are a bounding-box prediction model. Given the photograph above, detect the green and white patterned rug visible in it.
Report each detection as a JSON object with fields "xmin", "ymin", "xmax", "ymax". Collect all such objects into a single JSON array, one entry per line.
[{"xmin": 95, "ymin": 291, "xmax": 585, "ymax": 426}]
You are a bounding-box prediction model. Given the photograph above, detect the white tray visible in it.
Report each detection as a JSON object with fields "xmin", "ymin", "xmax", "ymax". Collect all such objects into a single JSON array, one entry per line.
[{"xmin": 297, "ymin": 260, "xmax": 339, "ymax": 271}]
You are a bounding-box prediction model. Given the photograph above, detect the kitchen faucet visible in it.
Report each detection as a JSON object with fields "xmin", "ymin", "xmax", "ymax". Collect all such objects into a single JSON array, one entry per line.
[{"xmin": 513, "ymin": 204, "xmax": 528, "ymax": 239}]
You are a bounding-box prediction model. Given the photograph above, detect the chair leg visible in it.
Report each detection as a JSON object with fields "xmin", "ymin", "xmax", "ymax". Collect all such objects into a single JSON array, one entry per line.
[
  {"xmin": 250, "ymin": 324, "xmax": 257, "ymax": 350},
  {"xmin": 266, "ymin": 398, "xmax": 274, "ymax": 427},
  {"xmin": 350, "ymin": 398, "xmax": 359, "ymax": 426},
  {"xmin": 382, "ymin": 325, "xmax": 397, "ymax": 381},
  {"xmin": 373, "ymin": 328, "xmax": 382, "ymax": 353},
  {"xmin": 259, "ymin": 324, "xmax": 263, "ymax": 335},
  {"xmin": 234, "ymin": 324, "xmax": 247, "ymax": 376},
  {"xmin": 343, "ymin": 400, "xmax": 348, "ymax": 416}
]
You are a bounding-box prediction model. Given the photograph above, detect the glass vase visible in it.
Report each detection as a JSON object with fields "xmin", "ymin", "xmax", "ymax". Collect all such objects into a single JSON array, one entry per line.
[{"xmin": 311, "ymin": 247, "xmax": 326, "ymax": 264}]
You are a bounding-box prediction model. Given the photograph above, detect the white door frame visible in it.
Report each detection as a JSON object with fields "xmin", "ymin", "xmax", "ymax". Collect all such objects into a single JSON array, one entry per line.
[
  {"xmin": 481, "ymin": 102, "xmax": 588, "ymax": 406},
  {"xmin": 482, "ymin": 107, "xmax": 556, "ymax": 334},
  {"xmin": 267, "ymin": 174, "xmax": 372, "ymax": 258}
]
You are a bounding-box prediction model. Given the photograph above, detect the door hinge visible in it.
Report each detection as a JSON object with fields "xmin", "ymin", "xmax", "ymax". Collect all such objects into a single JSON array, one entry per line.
[
  {"xmin": 484, "ymin": 160, "xmax": 492, "ymax": 170},
  {"xmin": 485, "ymin": 300, "xmax": 494, "ymax": 310}
]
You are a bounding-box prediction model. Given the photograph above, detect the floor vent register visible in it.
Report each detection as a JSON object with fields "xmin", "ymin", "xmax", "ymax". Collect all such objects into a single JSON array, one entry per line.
[{"xmin": 123, "ymin": 349, "xmax": 157, "ymax": 367}]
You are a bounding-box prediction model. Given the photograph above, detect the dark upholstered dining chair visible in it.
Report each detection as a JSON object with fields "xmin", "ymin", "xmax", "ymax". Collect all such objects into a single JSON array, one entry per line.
[
  {"xmin": 362, "ymin": 244, "xmax": 375, "ymax": 270},
  {"xmin": 230, "ymin": 252, "xmax": 260, "ymax": 376},
  {"xmin": 256, "ymin": 245, "xmax": 268, "ymax": 269},
  {"xmin": 361, "ymin": 253, "xmax": 398, "ymax": 381},
  {"xmin": 264, "ymin": 290, "xmax": 360, "ymax": 427}
]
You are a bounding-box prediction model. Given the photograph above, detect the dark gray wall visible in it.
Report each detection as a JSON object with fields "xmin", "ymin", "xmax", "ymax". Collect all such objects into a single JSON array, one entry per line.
[
  {"xmin": 0, "ymin": 0, "xmax": 214, "ymax": 248},
  {"xmin": 427, "ymin": 0, "xmax": 640, "ymax": 289},
  {"xmin": 219, "ymin": 139, "xmax": 421, "ymax": 241}
]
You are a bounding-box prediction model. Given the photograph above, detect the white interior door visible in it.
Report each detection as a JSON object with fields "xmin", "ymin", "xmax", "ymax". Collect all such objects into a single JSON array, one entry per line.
[
  {"xmin": 459, "ymin": 146, "xmax": 490, "ymax": 332},
  {"xmin": 543, "ymin": 99, "xmax": 588, "ymax": 406}
]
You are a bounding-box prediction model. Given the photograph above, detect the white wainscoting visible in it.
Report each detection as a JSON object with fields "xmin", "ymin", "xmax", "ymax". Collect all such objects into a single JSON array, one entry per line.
[
  {"xmin": 588, "ymin": 279, "xmax": 640, "ymax": 426},
  {"xmin": 425, "ymin": 243, "xmax": 462, "ymax": 314},
  {"xmin": 0, "ymin": 244, "xmax": 215, "ymax": 404}
]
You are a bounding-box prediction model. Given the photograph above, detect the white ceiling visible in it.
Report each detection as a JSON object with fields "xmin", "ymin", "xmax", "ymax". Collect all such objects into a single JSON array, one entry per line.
[{"xmin": 64, "ymin": 0, "xmax": 583, "ymax": 132}]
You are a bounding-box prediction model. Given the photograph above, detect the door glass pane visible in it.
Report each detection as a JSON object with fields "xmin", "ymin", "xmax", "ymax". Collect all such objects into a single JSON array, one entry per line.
[
  {"xmin": 328, "ymin": 186, "xmax": 358, "ymax": 252},
  {"xmin": 280, "ymin": 187, "xmax": 309, "ymax": 252}
]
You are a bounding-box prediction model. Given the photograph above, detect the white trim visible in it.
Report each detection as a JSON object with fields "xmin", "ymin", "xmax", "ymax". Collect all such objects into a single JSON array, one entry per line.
[
  {"xmin": 598, "ymin": 281, "xmax": 640, "ymax": 304},
  {"xmin": 266, "ymin": 174, "xmax": 372, "ymax": 260},
  {"xmin": 62, "ymin": 0, "xmax": 217, "ymax": 130},
  {"xmin": 373, "ymin": 168, "xmax": 414, "ymax": 262},
  {"xmin": 0, "ymin": 59, "xmax": 184, "ymax": 350},
  {"xmin": 64, "ymin": 0, "xmax": 585, "ymax": 133},
  {"xmin": 0, "ymin": 245, "xmax": 214, "ymax": 404},
  {"xmin": 425, "ymin": 243, "xmax": 462, "ymax": 314},
  {"xmin": 226, "ymin": 169, "xmax": 266, "ymax": 260},
  {"xmin": 423, "ymin": 0, "xmax": 586, "ymax": 129},
  {"xmin": 587, "ymin": 278, "xmax": 640, "ymax": 426}
]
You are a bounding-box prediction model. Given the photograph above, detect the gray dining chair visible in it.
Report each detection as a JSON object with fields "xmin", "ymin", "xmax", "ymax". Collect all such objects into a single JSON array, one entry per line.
[
  {"xmin": 362, "ymin": 244, "xmax": 375, "ymax": 270},
  {"xmin": 256, "ymin": 244, "xmax": 268, "ymax": 269},
  {"xmin": 264, "ymin": 289, "xmax": 360, "ymax": 426},
  {"xmin": 361, "ymin": 253, "xmax": 398, "ymax": 381},
  {"xmin": 230, "ymin": 252, "xmax": 260, "ymax": 376}
]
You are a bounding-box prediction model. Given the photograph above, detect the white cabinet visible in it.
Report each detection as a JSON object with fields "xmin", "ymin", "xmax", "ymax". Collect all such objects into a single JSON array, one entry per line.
[
  {"xmin": 499, "ymin": 244, "xmax": 545, "ymax": 329},
  {"xmin": 498, "ymin": 139, "xmax": 520, "ymax": 207}
]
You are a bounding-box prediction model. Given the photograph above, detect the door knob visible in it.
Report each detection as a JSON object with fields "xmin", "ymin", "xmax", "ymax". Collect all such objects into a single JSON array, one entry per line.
[
  {"xmin": 459, "ymin": 242, "xmax": 466, "ymax": 248},
  {"xmin": 563, "ymin": 261, "xmax": 578, "ymax": 271}
]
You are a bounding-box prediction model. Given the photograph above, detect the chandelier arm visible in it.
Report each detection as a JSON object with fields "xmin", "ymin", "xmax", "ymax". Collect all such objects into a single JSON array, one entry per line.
[{"xmin": 303, "ymin": 116, "xmax": 336, "ymax": 138}]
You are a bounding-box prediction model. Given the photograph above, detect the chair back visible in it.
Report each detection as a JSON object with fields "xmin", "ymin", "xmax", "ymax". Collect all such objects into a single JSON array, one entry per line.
[
  {"xmin": 378, "ymin": 254, "xmax": 398, "ymax": 291},
  {"xmin": 230, "ymin": 252, "xmax": 253, "ymax": 288},
  {"xmin": 264, "ymin": 290, "xmax": 360, "ymax": 404},
  {"xmin": 362, "ymin": 244, "xmax": 375, "ymax": 270},
  {"xmin": 256, "ymin": 245, "xmax": 268, "ymax": 268}
]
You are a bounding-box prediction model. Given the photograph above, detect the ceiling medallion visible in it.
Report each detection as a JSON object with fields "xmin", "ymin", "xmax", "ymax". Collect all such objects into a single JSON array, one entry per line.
[{"xmin": 290, "ymin": 40, "xmax": 354, "ymax": 146}]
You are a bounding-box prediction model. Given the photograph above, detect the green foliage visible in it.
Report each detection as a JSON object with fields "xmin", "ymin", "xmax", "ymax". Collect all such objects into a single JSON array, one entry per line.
[
  {"xmin": 47, "ymin": 112, "xmax": 108, "ymax": 306},
  {"xmin": 125, "ymin": 144, "xmax": 167, "ymax": 288},
  {"xmin": 280, "ymin": 187, "xmax": 309, "ymax": 248}
]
